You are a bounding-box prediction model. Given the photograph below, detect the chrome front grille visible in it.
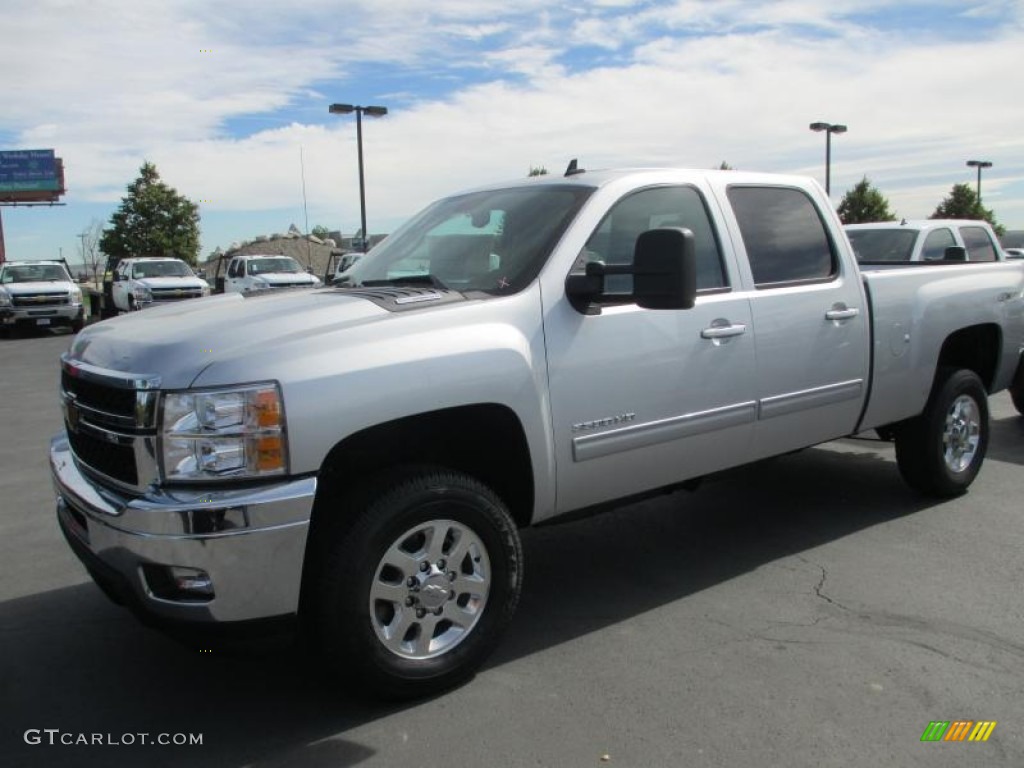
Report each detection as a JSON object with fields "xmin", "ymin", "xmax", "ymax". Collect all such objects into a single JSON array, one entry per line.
[
  {"xmin": 150, "ymin": 288, "xmax": 203, "ymax": 301},
  {"xmin": 13, "ymin": 292, "xmax": 69, "ymax": 307},
  {"xmin": 60, "ymin": 357, "xmax": 162, "ymax": 492}
]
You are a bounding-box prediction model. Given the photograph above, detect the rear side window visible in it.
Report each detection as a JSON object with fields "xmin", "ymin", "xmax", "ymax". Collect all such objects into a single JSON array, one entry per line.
[
  {"xmin": 959, "ymin": 226, "xmax": 997, "ymax": 262},
  {"xmin": 727, "ymin": 187, "xmax": 837, "ymax": 286},
  {"xmin": 921, "ymin": 228, "xmax": 956, "ymax": 261},
  {"xmin": 576, "ymin": 185, "xmax": 727, "ymax": 295}
]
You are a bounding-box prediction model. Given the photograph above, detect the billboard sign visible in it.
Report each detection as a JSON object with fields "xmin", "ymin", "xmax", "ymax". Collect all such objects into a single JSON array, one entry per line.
[{"xmin": 0, "ymin": 149, "xmax": 60, "ymax": 192}]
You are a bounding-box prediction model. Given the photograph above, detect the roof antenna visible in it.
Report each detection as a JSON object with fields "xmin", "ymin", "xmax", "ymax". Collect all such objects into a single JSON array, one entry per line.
[{"xmin": 564, "ymin": 158, "xmax": 584, "ymax": 177}]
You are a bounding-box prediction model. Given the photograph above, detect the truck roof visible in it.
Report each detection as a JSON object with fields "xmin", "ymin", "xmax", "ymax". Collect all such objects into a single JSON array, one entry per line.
[
  {"xmin": 461, "ymin": 167, "xmax": 823, "ymax": 194},
  {"xmin": 846, "ymin": 219, "xmax": 996, "ymax": 231}
]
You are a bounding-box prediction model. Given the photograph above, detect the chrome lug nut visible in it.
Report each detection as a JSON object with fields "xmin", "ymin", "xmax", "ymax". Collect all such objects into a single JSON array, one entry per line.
[
  {"xmin": 406, "ymin": 577, "xmax": 417, "ymax": 587},
  {"xmin": 434, "ymin": 607, "xmax": 443, "ymax": 616},
  {"xmin": 405, "ymin": 596, "xmax": 415, "ymax": 606},
  {"xmin": 416, "ymin": 607, "xmax": 426, "ymax": 619},
  {"xmin": 448, "ymin": 571, "xmax": 457, "ymax": 581},
  {"xmin": 436, "ymin": 559, "xmax": 446, "ymax": 570}
]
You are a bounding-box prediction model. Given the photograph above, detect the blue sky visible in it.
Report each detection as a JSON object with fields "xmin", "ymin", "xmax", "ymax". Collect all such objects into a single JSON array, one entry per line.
[{"xmin": 2, "ymin": 0, "xmax": 1022, "ymax": 267}]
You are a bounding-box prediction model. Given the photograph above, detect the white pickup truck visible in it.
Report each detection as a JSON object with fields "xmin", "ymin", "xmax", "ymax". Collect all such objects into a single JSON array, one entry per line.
[
  {"xmin": 110, "ymin": 257, "xmax": 210, "ymax": 313},
  {"xmin": 221, "ymin": 254, "xmax": 321, "ymax": 294},
  {"xmin": 52, "ymin": 168, "xmax": 1024, "ymax": 699},
  {"xmin": 845, "ymin": 219, "xmax": 1003, "ymax": 263},
  {"xmin": 0, "ymin": 260, "xmax": 84, "ymax": 334}
]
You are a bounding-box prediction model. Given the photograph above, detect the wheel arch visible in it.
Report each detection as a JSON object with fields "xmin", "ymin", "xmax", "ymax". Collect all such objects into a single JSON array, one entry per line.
[
  {"xmin": 299, "ymin": 403, "xmax": 533, "ymax": 623},
  {"xmin": 935, "ymin": 323, "xmax": 1001, "ymax": 392}
]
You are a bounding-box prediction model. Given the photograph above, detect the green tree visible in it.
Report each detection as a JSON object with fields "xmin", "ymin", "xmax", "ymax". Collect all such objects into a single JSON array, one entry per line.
[
  {"xmin": 837, "ymin": 177, "xmax": 896, "ymax": 224},
  {"xmin": 311, "ymin": 224, "xmax": 330, "ymax": 239},
  {"xmin": 716, "ymin": 161, "xmax": 735, "ymax": 170},
  {"xmin": 931, "ymin": 183, "xmax": 1005, "ymax": 236},
  {"xmin": 528, "ymin": 166, "xmax": 548, "ymax": 177},
  {"xmin": 100, "ymin": 162, "xmax": 201, "ymax": 265}
]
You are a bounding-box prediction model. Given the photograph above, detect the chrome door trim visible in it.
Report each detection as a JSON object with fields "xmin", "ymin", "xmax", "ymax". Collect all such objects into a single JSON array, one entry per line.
[
  {"xmin": 572, "ymin": 401, "xmax": 758, "ymax": 462},
  {"xmin": 758, "ymin": 379, "xmax": 864, "ymax": 421}
]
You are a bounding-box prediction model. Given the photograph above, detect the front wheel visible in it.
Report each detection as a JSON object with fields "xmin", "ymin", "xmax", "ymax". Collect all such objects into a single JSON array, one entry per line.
[
  {"xmin": 309, "ymin": 467, "xmax": 523, "ymax": 699},
  {"xmin": 895, "ymin": 369, "xmax": 988, "ymax": 497}
]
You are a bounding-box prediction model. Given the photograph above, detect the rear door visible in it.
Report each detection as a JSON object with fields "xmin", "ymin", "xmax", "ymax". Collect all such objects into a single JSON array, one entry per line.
[{"xmin": 720, "ymin": 184, "xmax": 869, "ymax": 459}]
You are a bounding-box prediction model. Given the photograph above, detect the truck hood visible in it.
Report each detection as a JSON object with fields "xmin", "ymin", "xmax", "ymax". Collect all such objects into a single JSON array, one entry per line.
[
  {"xmin": 3, "ymin": 280, "xmax": 74, "ymax": 295},
  {"xmin": 136, "ymin": 276, "xmax": 208, "ymax": 289},
  {"xmin": 66, "ymin": 289, "xmax": 392, "ymax": 388},
  {"xmin": 252, "ymin": 272, "xmax": 318, "ymax": 286}
]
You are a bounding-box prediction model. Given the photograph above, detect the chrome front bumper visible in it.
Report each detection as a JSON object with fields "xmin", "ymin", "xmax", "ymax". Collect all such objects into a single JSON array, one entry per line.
[{"xmin": 51, "ymin": 432, "xmax": 316, "ymax": 624}]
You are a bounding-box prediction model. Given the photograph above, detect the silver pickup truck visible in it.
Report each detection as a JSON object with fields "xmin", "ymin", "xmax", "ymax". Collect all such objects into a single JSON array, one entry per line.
[{"xmin": 51, "ymin": 168, "xmax": 1024, "ymax": 698}]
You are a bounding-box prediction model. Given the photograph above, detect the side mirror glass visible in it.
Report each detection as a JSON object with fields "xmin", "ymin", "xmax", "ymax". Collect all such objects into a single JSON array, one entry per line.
[{"xmin": 944, "ymin": 245, "xmax": 968, "ymax": 262}]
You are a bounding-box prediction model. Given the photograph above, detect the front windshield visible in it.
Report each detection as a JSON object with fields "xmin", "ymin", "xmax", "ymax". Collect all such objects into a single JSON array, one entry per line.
[
  {"xmin": 132, "ymin": 261, "xmax": 193, "ymax": 278},
  {"xmin": 249, "ymin": 257, "xmax": 301, "ymax": 275},
  {"xmin": 847, "ymin": 229, "xmax": 919, "ymax": 262},
  {"xmin": 343, "ymin": 184, "xmax": 593, "ymax": 294},
  {"xmin": 1, "ymin": 264, "xmax": 70, "ymax": 283}
]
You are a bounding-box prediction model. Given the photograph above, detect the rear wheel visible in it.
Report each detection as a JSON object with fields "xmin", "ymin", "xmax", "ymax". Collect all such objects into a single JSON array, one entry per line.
[
  {"xmin": 308, "ymin": 467, "xmax": 523, "ymax": 699},
  {"xmin": 895, "ymin": 369, "xmax": 988, "ymax": 497},
  {"xmin": 1011, "ymin": 382, "xmax": 1024, "ymax": 416}
]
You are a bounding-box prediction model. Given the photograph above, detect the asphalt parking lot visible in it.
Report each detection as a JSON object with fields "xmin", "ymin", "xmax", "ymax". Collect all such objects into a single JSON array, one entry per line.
[{"xmin": 2, "ymin": 329, "xmax": 1023, "ymax": 768}]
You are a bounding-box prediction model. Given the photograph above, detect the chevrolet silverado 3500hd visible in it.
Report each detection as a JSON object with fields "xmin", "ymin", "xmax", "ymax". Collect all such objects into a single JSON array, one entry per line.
[{"xmin": 51, "ymin": 167, "xmax": 1024, "ymax": 698}]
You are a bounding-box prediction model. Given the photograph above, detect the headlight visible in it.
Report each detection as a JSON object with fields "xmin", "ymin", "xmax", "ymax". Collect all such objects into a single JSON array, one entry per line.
[
  {"xmin": 0, "ymin": 290, "xmax": 10, "ymax": 307},
  {"xmin": 250, "ymin": 279, "xmax": 270, "ymax": 291},
  {"xmin": 69, "ymin": 288, "xmax": 83, "ymax": 306},
  {"xmin": 133, "ymin": 284, "xmax": 152, "ymax": 301},
  {"xmin": 159, "ymin": 383, "xmax": 287, "ymax": 482},
  {"xmin": 201, "ymin": 284, "xmax": 211, "ymax": 297}
]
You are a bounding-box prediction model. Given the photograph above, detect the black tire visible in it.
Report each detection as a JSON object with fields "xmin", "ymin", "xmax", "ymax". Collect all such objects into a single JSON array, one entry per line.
[
  {"xmin": 895, "ymin": 368, "xmax": 988, "ymax": 497},
  {"xmin": 71, "ymin": 315, "xmax": 85, "ymax": 334},
  {"xmin": 1011, "ymin": 383, "xmax": 1024, "ymax": 416},
  {"xmin": 308, "ymin": 466, "xmax": 523, "ymax": 700}
]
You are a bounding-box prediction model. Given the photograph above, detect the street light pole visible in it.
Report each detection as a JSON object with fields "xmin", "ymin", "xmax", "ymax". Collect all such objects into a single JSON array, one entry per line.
[
  {"xmin": 78, "ymin": 232, "xmax": 87, "ymax": 279},
  {"xmin": 329, "ymin": 103, "xmax": 389, "ymax": 252},
  {"xmin": 966, "ymin": 160, "xmax": 993, "ymax": 203},
  {"xmin": 809, "ymin": 121, "xmax": 848, "ymax": 196}
]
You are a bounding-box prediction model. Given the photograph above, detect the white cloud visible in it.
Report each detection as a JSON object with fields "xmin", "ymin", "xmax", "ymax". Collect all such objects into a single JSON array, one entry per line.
[{"xmin": 3, "ymin": 0, "xmax": 1023, "ymax": 258}]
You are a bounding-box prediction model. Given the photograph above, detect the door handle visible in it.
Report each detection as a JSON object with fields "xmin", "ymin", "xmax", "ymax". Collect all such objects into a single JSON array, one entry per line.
[
  {"xmin": 701, "ymin": 323, "xmax": 747, "ymax": 339},
  {"xmin": 825, "ymin": 307, "xmax": 859, "ymax": 321}
]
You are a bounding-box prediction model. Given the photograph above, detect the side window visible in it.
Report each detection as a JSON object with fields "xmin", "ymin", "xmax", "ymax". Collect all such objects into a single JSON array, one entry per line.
[
  {"xmin": 727, "ymin": 186, "xmax": 837, "ymax": 286},
  {"xmin": 959, "ymin": 226, "xmax": 997, "ymax": 262},
  {"xmin": 576, "ymin": 185, "xmax": 727, "ymax": 296},
  {"xmin": 921, "ymin": 228, "xmax": 955, "ymax": 261},
  {"xmin": 228, "ymin": 260, "xmax": 241, "ymax": 278}
]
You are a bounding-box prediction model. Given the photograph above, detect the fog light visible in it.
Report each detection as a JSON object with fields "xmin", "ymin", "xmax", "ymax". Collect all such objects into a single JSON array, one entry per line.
[
  {"xmin": 142, "ymin": 564, "xmax": 215, "ymax": 602},
  {"xmin": 169, "ymin": 566, "xmax": 214, "ymax": 596}
]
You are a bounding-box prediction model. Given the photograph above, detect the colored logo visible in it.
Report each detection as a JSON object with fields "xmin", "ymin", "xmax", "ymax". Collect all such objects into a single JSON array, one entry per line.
[{"xmin": 920, "ymin": 721, "xmax": 997, "ymax": 742}]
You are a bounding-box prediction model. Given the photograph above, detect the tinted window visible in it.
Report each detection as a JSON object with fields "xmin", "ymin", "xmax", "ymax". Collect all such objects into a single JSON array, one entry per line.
[
  {"xmin": 959, "ymin": 226, "xmax": 997, "ymax": 262},
  {"xmin": 575, "ymin": 185, "xmax": 726, "ymax": 295},
  {"xmin": 228, "ymin": 260, "xmax": 241, "ymax": 278},
  {"xmin": 728, "ymin": 187, "xmax": 836, "ymax": 286},
  {"xmin": 847, "ymin": 229, "xmax": 918, "ymax": 262},
  {"xmin": 921, "ymin": 228, "xmax": 956, "ymax": 261}
]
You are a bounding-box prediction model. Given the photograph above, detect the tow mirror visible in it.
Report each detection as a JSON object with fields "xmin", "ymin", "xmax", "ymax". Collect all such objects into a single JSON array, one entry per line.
[
  {"xmin": 565, "ymin": 227, "xmax": 697, "ymax": 313},
  {"xmin": 943, "ymin": 245, "xmax": 968, "ymax": 262},
  {"xmin": 632, "ymin": 228, "xmax": 697, "ymax": 310}
]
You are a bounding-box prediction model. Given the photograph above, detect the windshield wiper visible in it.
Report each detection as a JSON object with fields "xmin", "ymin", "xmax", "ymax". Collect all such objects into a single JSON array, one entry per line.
[{"xmin": 361, "ymin": 274, "xmax": 449, "ymax": 290}]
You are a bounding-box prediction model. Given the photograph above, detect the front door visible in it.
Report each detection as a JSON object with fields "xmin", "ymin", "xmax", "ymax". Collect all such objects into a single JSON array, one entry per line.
[{"xmin": 544, "ymin": 184, "xmax": 758, "ymax": 514}]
